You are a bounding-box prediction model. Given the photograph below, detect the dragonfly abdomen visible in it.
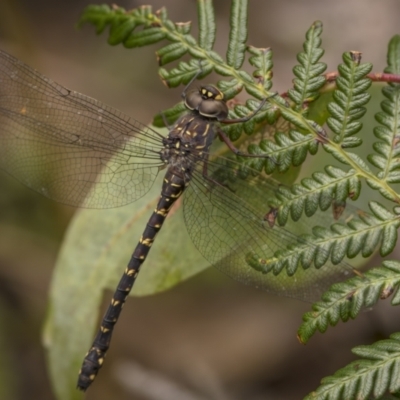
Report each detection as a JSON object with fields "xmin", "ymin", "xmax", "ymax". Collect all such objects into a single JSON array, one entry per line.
[{"xmin": 77, "ymin": 168, "xmax": 187, "ymax": 390}]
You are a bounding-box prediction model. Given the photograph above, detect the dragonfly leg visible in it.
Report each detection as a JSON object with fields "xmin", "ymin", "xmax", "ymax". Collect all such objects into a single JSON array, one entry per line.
[
  {"xmin": 217, "ymin": 127, "xmax": 277, "ymax": 164},
  {"xmin": 181, "ymin": 63, "xmax": 204, "ymax": 100},
  {"xmin": 220, "ymin": 96, "xmax": 269, "ymax": 124}
]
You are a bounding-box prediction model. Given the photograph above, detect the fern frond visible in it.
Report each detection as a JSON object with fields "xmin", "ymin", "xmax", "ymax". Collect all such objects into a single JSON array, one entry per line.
[
  {"xmin": 271, "ymin": 166, "xmax": 361, "ymax": 224},
  {"xmin": 222, "ymin": 97, "xmax": 279, "ymax": 141},
  {"xmin": 239, "ymin": 130, "xmax": 318, "ymax": 174},
  {"xmin": 78, "ymin": 5, "xmax": 169, "ymax": 47},
  {"xmin": 226, "ymin": 0, "xmax": 248, "ymax": 69},
  {"xmin": 247, "ymin": 46, "xmax": 273, "ymax": 91},
  {"xmin": 250, "ymin": 202, "xmax": 400, "ymax": 276},
  {"xmin": 79, "ymin": 3, "xmax": 277, "ymax": 138},
  {"xmin": 327, "ymin": 52, "xmax": 372, "ymax": 148},
  {"xmin": 79, "ymin": 4, "xmax": 210, "ymax": 83},
  {"xmin": 197, "ymin": 0, "xmax": 216, "ymax": 51},
  {"xmin": 298, "ymin": 261, "xmax": 400, "ymax": 344},
  {"xmin": 367, "ymin": 36, "xmax": 400, "ymax": 184},
  {"xmin": 368, "ymin": 85, "xmax": 400, "ymax": 183},
  {"xmin": 323, "ymin": 145, "xmax": 371, "ymax": 171},
  {"xmin": 288, "ymin": 20, "xmax": 327, "ymax": 111},
  {"xmin": 81, "ymin": 3, "xmax": 334, "ymax": 163},
  {"xmin": 159, "ymin": 59, "xmax": 213, "ymax": 86},
  {"xmin": 386, "ymin": 35, "xmax": 400, "ymax": 77},
  {"xmin": 319, "ymin": 44, "xmax": 400, "ymax": 204},
  {"xmin": 304, "ymin": 330, "xmax": 400, "ymax": 400}
]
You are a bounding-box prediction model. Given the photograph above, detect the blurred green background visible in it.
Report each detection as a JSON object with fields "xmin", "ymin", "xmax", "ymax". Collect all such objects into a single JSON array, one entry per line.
[{"xmin": 1, "ymin": 0, "xmax": 400, "ymax": 399}]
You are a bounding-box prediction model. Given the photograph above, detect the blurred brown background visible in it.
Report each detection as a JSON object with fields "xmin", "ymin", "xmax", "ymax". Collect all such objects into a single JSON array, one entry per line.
[{"xmin": 1, "ymin": 0, "xmax": 400, "ymax": 399}]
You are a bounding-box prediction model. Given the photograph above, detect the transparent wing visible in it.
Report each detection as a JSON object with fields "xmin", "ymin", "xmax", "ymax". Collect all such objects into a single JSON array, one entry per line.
[
  {"xmin": 0, "ymin": 50, "xmax": 165, "ymax": 208},
  {"xmin": 184, "ymin": 156, "xmax": 358, "ymax": 302}
]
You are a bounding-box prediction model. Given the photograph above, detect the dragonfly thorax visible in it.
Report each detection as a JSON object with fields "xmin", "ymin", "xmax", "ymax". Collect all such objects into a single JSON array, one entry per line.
[
  {"xmin": 160, "ymin": 85, "xmax": 227, "ymax": 172},
  {"xmin": 184, "ymin": 85, "xmax": 229, "ymax": 120},
  {"xmin": 161, "ymin": 112, "xmax": 216, "ymax": 179}
]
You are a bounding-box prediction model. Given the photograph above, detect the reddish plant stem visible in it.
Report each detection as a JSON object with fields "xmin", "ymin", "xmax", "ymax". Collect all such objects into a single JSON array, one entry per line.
[{"xmin": 325, "ymin": 71, "xmax": 400, "ymax": 84}]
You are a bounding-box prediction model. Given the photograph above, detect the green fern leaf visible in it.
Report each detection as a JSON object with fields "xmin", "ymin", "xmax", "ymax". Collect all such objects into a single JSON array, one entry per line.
[
  {"xmin": 238, "ymin": 131, "xmax": 318, "ymax": 174},
  {"xmin": 386, "ymin": 35, "xmax": 400, "ymax": 77},
  {"xmin": 365, "ymin": 177, "xmax": 400, "ymax": 203},
  {"xmin": 156, "ymin": 43, "xmax": 188, "ymax": 65},
  {"xmin": 78, "ymin": 4, "xmax": 120, "ymax": 34},
  {"xmin": 217, "ymin": 79, "xmax": 244, "ymax": 100},
  {"xmin": 326, "ymin": 52, "xmax": 372, "ymax": 148},
  {"xmin": 159, "ymin": 59, "xmax": 212, "ymax": 87},
  {"xmin": 280, "ymin": 108, "xmax": 318, "ymax": 132},
  {"xmin": 221, "ymin": 98, "xmax": 279, "ymax": 141},
  {"xmin": 124, "ymin": 27, "xmax": 167, "ymax": 48},
  {"xmin": 272, "ymin": 166, "xmax": 361, "ymax": 224},
  {"xmin": 197, "ymin": 0, "xmax": 216, "ymax": 51},
  {"xmin": 367, "ymin": 80, "xmax": 400, "ymax": 183},
  {"xmin": 323, "ymin": 143, "xmax": 375, "ymax": 176},
  {"xmin": 79, "ymin": 5, "xmax": 169, "ymax": 47},
  {"xmin": 298, "ymin": 261, "xmax": 400, "ymax": 344},
  {"xmin": 288, "ymin": 20, "xmax": 327, "ymax": 111},
  {"xmin": 108, "ymin": 16, "xmax": 139, "ymax": 45},
  {"xmin": 304, "ymin": 330, "xmax": 400, "ymax": 399},
  {"xmin": 226, "ymin": 0, "xmax": 248, "ymax": 69},
  {"xmin": 79, "ymin": 1, "xmax": 278, "ymax": 145},
  {"xmin": 252, "ymin": 202, "xmax": 400, "ymax": 280},
  {"xmin": 247, "ymin": 46, "xmax": 273, "ymax": 91}
]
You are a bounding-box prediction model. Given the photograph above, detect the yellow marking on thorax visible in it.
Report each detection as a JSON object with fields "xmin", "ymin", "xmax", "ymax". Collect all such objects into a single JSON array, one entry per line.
[
  {"xmin": 170, "ymin": 190, "xmax": 182, "ymax": 198},
  {"xmin": 202, "ymin": 123, "xmax": 210, "ymax": 136}
]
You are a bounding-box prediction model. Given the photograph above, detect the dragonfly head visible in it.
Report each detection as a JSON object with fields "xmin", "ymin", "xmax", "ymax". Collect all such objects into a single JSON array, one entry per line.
[{"xmin": 184, "ymin": 85, "xmax": 229, "ymax": 121}]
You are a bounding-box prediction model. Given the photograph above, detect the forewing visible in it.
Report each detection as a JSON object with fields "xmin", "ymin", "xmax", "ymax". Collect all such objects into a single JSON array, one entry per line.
[{"xmin": 0, "ymin": 50, "xmax": 164, "ymax": 208}]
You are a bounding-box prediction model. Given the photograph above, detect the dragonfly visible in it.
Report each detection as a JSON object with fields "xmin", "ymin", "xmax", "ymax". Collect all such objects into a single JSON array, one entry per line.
[{"xmin": 0, "ymin": 49, "xmax": 359, "ymax": 391}]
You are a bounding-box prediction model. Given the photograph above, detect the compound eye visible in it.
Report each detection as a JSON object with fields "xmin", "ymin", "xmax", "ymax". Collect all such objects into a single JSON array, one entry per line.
[
  {"xmin": 199, "ymin": 99, "xmax": 228, "ymax": 120},
  {"xmin": 185, "ymin": 89, "xmax": 203, "ymax": 110},
  {"xmin": 201, "ymin": 85, "xmax": 224, "ymax": 101},
  {"xmin": 184, "ymin": 85, "xmax": 228, "ymax": 119}
]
